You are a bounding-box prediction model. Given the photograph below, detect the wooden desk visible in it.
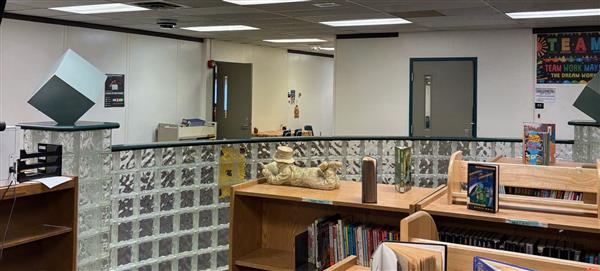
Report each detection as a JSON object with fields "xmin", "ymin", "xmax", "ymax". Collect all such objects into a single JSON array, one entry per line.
[
  {"xmin": 0, "ymin": 178, "xmax": 77, "ymax": 271},
  {"xmin": 229, "ymin": 180, "xmax": 441, "ymax": 271}
]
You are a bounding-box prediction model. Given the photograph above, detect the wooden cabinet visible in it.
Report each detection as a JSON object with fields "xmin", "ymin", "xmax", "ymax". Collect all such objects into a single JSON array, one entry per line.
[{"xmin": 0, "ymin": 178, "xmax": 77, "ymax": 271}]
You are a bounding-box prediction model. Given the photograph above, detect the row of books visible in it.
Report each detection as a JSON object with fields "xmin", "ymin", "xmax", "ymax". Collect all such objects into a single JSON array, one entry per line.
[
  {"xmin": 439, "ymin": 226, "xmax": 600, "ymax": 264},
  {"xmin": 305, "ymin": 214, "xmax": 400, "ymax": 270},
  {"xmin": 500, "ymin": 186, "xmax": 584, "ymax": 201}
]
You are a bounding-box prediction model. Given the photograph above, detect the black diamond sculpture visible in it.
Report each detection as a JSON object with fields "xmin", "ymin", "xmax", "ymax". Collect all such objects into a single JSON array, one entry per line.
[{"xmin": 573, "ymin": 72, "xmax": 600, "ymax": 122}]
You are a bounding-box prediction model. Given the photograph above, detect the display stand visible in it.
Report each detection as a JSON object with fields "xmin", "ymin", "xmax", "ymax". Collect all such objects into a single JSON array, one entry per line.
[
  {"xmin": 228, "ymin": 179, "xmax": 442, "ymax": 271},
  {"xmin": 400, "ymin": 211, "xmax": 600, "ymax": 271},
  {"xmin": 0, "ymin": 177, "xmax": 77, "ymax": 271}
]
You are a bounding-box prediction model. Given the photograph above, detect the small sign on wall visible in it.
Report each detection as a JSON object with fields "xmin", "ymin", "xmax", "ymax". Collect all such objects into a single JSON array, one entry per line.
[
  {"xmin": 105, "ymin": 74, "xmax": 124, "ymax": 107},
  {"xmin": 535, "ymin": 87, "xmax": 556, "ymax": 104}
]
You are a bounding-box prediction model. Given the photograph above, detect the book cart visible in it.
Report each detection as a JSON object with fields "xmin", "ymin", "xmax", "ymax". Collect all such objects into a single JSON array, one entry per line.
[
  {"xmin": 228, "ymin": 180, "xmax": 442, "ymax": 271},
  {"xmin": 415, "ymin": 151, "xmax": 600, "ymax": 268}
]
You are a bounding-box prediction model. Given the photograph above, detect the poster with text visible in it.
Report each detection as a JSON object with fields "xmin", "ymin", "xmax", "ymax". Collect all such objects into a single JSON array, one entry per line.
[
  {"xmin": 105, "ymin": 74, "xmax": 125, "ymax": 107},
  {"xmin": 536, "ymin": 32, "xmax": 600, "ymax": 84}
]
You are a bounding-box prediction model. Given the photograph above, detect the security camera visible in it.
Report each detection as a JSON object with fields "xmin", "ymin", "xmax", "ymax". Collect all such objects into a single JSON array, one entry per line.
[{"xmin": 157, "ymin": 19, "xmax": 177, "ymax": 29}]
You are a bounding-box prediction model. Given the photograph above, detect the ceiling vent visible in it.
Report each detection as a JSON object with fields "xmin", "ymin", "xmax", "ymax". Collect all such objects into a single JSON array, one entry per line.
[
  {"xmin": 133, "ymin": 1, "xmax": 187, "ymax": 10},
  {"xmin": 390, "ymin": 10, "xmax": 445, "ymax": 18},
  {"xmin": 313, "ymin": 3, "xmax": 340, "ymax": 8}
]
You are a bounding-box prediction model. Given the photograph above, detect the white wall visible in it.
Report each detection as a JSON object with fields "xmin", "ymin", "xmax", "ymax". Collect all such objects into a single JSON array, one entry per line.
[
  {"xmin": 209, "ymin": 40, "xmax": 334, "ymax": 134},
  {"xmin": 287, "ymin": 53, "xmax": 334, "ymax": 136},
  {"xmin": 335, "ymin": 29, "xmax": 533, "ymax": 138},
  {"xmin": 0, "ymin": 19, "xmax": 208, "ymax": 144},
  {"xmin": 334, "ymin": 29, "xmax": 590, "ymax": 140}
]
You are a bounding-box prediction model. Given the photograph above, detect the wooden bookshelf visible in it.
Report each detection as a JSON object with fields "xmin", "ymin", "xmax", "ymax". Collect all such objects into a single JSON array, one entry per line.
[
  {"xmin": 415, "ymin": 152, "xmax": 600, "ymax": 265},
  {"xmin": 0, "ymin": 178, "xmax": 77, "ymax": 271},
  {"xmin": 324, "ymin": 256, "xmax": 369, "ymax": 271},
  {"xmin": 401, "ymin": 211, "xmax": 600, "ymax": 271},
  {"xmin": 229, "ymin": 180, "xmax": 442, "ymax": 271}
]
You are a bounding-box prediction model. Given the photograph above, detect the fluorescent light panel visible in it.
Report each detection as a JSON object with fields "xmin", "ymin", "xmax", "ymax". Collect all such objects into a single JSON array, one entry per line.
[
  {"xmin": 264, "ymin": 38, "xmax": 326, "ymax": 43},
  {"xmin": 321, "ymin": 18, "xmax": 411, "ymax": 27},
  {"xmin": 50, "ymin": 3, "xmax": 148, "ymax": 14},
  {"xmin": 506, "ymin": 8, "xmax": 600, "ymax": 19},
  {"xmin": 319, "ymin": 47, "xmax": 335, "ymax": 51},
  {"xmin": 182, "ymin": 25, "xmax": 259, "ymax": 32},
  {"xmin": 223, "ymin": 0, "xmax": 310, "ymax": 5}
]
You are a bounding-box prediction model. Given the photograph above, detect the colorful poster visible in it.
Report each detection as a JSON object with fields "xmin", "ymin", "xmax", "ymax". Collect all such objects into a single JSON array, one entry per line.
[
  {"xmin": 105, "ymin": 74, "xmax": 125, "ymax": 107},
  {"xmin": 536, "ymin": 32, "xmax": 600, "ymax": 84}
]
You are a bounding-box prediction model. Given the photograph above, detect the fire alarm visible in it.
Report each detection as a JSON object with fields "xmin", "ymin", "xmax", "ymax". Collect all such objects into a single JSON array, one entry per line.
[{"xmin": 207, "ymin": 60, "xmax": 216, "ymax": 69}]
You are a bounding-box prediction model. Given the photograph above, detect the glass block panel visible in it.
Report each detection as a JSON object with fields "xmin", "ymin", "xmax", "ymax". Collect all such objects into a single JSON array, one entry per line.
[
  {"xmin": 198, "ymin": 210, "xmax": 212, "ymax": 228},
  {"xmin": 347, "ymin": 141, "xmax": 362, "ymax": 156},
  {"xmin": 197, "ymin": 253, "xmax": 211, "ymax": 270},
  {"xmin": 438, "ymin": 141, "xmax": 453, "ymax": 156},
  {"xmin": 102, "ymin": 129, "xmax": 112, "ymax": 151},
  {"xmin": 292, "ymin": 141, "xmax": 308, "ymax": 158},
  {"xmin": 494, "ymin": 142, "xmax": 513, "ymax": 157},
  {"xmin": 381, "ymin": 140, "xmax": 396, "ymax": 156},
  {"xmin": 475, "ymin": 142, "xmax": 494, "ymax": 159},
  {"xmin": 455, "ymin": 141, "xmax": 472, "ymax": 157},
  {"xmin": 80, "ymin": 130, "xmax": 99, "ymax": 152},
  {"xmin": 181, "ymin": 190, "xmax": 195, "ymax": 208},
  {"xmin": 345, "ymin": 159, "xmax": 361, "ymax": 176},
  {"xmin": 556, "ymin": 143, "xmax": 573, "ymax": 161},
  {"xmin": 437, "ymin": 159, "xmax": 450, "ymax": 175},
  {"xmin": 160, "ymin": 169, "xmax": 176, "ymax": 188},
  {"xmin": 159, "ymin": 238, "xmax": 173, "ymax": 256},
  {"xmin": 160, "ymin": 215, "xmax": 174, "ymax": 234},
  {"xmin": 140, "ymin": 194, "xmax": 155, "ymax": 214},
  {"xmin": 382, "ymin": 157, "xmax": 395, "ymax": 174},
  {"xmin": 118, "ymin": 221, "xmax": 133, "ymax": 242},
  {"xmin": 139, "ymin": 218, "xmax": 154, "ymax": 238},
  {"xmin": 200, "ymin": 165, "xmax": 214, "ymax": 184},
  {"xmin": 328, "ymin": 141, "xmax": 344, "ymax": 156},
  {"xmin": 56, "ymin": 132, "xmax": 76, "ymax": 154},
  {"xmin": 218, "ymin": 229, "xmax": 228, "ymax": 246},
  {"xmin": 160, "ymin": 193, "xmax": 175, "ymax": 211},
  {"xmin": 118, "ymin": 173, "xmax": 135, "ymax": 194},
  {"xmin": 257, "ymin": 143, "xmax": 271, "ymax": 159},
  {"xmin": 310, "ymin": 141, "xmax": 327, "ymax": 157},
  {"xmin": 182, "ymin": 146, "xmax": 197, "ymax": 164},
  {"xmin": 179, "ymin": 257, "xmax": 192, "ymax": 271},
  {"xmin": 199, "ymin": 188, "xmax": 214, "ymax": 206},
  {"xmin": 218, "ymin": 207, "xmax": 229, "ymax": 225},
  {"xmin": 181, "ymin": 168, "xmax": 195, "ymax": 186},
  {"xmin": 118, "ymin": 198, "xmax": 133, "ymax": 218},
  {"xmin": 138, "ymin": 241, "xmax": 153, "ymax": 261},
  {"xmin": 139, "ymin": 265, "xmax": 152, "ymax": 271},
  {"xmin": 198, "ymin": 231, "xmax": 212, "ymax": 249},
  {"xmin": 180, "ymin": 212, "xmax": 194, "ymax": 230},
  {"xmin": 159, "ymin": 261, "xmax": 172, "ymax": 271},
  {"xmin": 201, "ymin": 145, "xmax": 216, "ymax": 161},
  {"xmin": 117, "ymin": 246, "xmax": 132, "ymax": 266},
  {"xmin": 240, "ymin": 143, "xmax": 253, "ymax": 160},
  {"xmin": 179, "ymin": 234, "xmax": 193, "ymax": 252},
  {"xmin": 417, "ymin": 176, "xmax": 434, "ymax": 188},
  {"xmin": 365, "ymin": 140, "xmax": 379, "ymax": 156},
  {"xmin": 514, "ymin": 143, "xmax": 523, "ymax": 158},
  {"xmin": 140, "ymin": 171, "xmax": 155, "ymax": 191},
  {"xmin": 141, "ymin": 149, "xmax": 156, "ymax": 168},
  {"xmin": 217, "ymin": 250, "xmax": 228, "ymax": 267},
  {"xmin": 162, "ymin": 148, "xmax": 176, "ymax": 166},
  {"xmin": 418, "ymin": 158, "xmax": 433, "ymax": 174},
  {"xmin": 102, "ymin": 153, "xmax": 113, "ymax": 175},
  {"xmin": 120, "ymin": 150, "xmax": 136, "ymax": 170},
  {"xmin": 418, "ymin": 141, "xmax": 434, "ymax": 155}
]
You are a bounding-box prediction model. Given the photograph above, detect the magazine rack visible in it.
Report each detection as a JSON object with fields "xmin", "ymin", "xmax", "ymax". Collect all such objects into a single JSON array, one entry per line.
[{"xmin": 446, "ymin": 151, "xmax": 600, "ymax": 218}]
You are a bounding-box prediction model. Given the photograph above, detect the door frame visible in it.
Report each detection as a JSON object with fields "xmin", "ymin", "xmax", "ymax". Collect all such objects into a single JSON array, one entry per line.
[{"xmin": 409, "ymin": 57, "xmax": 478, "ymax": 137}]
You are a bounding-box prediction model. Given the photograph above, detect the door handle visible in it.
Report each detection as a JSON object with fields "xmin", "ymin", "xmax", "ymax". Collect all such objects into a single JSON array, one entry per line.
[{"xmin": 424, "ymin": 75, "xmax": 432, "ymax": 130}]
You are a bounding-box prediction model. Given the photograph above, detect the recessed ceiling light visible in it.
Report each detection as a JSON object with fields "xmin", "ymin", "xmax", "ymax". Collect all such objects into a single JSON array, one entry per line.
[
  {"xmin": 320, "ymin": 18, "xmax": 412, "ymax": 27},
  {"xmin": 49, "ymin": 3, "xmax": 148, "ymax": 14},
  {"xmin": 223, "ymin": 0, "xmax": 310, "ymax": 5},
  {"xmin": 264, "ymin": 38, "xmax": 326, "ymax": 43},
  {"xmin": 506, "ymin": 8, "xmax": 600, "ymax": 19},
  {"xmin": 319, "ymin": 47, "xmax": 335, "ymax": 51},
  {"xmin": 182, "ymin": 25, "xmax": 259, "ymax": 32}
]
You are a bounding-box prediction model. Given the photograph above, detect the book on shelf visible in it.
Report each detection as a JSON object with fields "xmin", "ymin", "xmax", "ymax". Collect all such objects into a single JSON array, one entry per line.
[
  {"xmin": 305, "ymin": 214, "xmax": 400, "ymax": 270},
  {"xmin": 523, "ymin": 122, "xmax": 555, "ymax": 165},
  {"xmin": 439, "ymin": 227, "xmax": 599, "ymax": 264},
  {"xmin": 500, "ymin": 186, "xmax": 583, "ymax": 201},
  {"xmin": 473, "ymin": 256, "xmax": 535, "ymax": 271},
  {"xmin": 371, "ymin": 241, "xmax": 447, "ymax": 271},
  {"xmin": 467, "ymin": 163, "xmax": 499, "ymax": 213}
]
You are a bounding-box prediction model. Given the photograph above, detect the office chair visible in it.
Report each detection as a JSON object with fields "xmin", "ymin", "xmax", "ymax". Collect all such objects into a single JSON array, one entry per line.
[
  {"xmin": 303, "ymin": 125, "xmax": 314, "ymax": 136},
  {"xmin": 282, "ymin": 130, "xmax": 292, "ymax": 136},
  {"xmin": 294, "ymin": 129, "xmax": 303, "ymax": 136}
]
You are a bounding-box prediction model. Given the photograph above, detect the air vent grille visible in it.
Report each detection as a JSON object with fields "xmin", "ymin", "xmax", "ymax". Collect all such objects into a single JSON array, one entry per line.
[{"xmin": 133, "ymin": 1, "xmax": 186, "ymax": 10}]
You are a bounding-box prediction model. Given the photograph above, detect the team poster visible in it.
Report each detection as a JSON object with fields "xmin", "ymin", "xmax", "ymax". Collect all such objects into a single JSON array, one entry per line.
[{"xmin": 536, "ymin": 32, "xmax": 600, "ymax": 84}]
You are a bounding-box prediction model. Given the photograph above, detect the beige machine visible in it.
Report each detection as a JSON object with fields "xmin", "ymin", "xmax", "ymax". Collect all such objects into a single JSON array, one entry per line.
[{"xmin": 156, "ymin": 122, "xmax": 217, "ymax": 142}]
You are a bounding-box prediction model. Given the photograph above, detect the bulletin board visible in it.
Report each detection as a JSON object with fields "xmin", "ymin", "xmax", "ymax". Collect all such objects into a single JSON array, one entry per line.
[{"xmin": 536, "ymin": 32, "xmax": 600, "ymax": 84}]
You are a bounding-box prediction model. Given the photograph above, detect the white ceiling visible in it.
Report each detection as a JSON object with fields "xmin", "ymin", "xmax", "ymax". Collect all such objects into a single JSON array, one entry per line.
[{"xmin": 4, "ymin": 0, "xmax": 600, "ymax": 53}]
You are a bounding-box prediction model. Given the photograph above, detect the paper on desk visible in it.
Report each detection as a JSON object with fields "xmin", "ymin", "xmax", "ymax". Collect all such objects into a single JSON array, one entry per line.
[{"xmin": 33, "ymin": 176, "xmax": 71, "ymax": 189}]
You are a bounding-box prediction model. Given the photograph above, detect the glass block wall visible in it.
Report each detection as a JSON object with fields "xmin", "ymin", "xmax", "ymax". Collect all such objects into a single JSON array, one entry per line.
[
  {"xmin": 22, "ymin": 130, "xmax": 575, "ymax": 271},
  {"xmin": 573, "ymin": 125, "xmax": 600, "ymax": 163}
]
